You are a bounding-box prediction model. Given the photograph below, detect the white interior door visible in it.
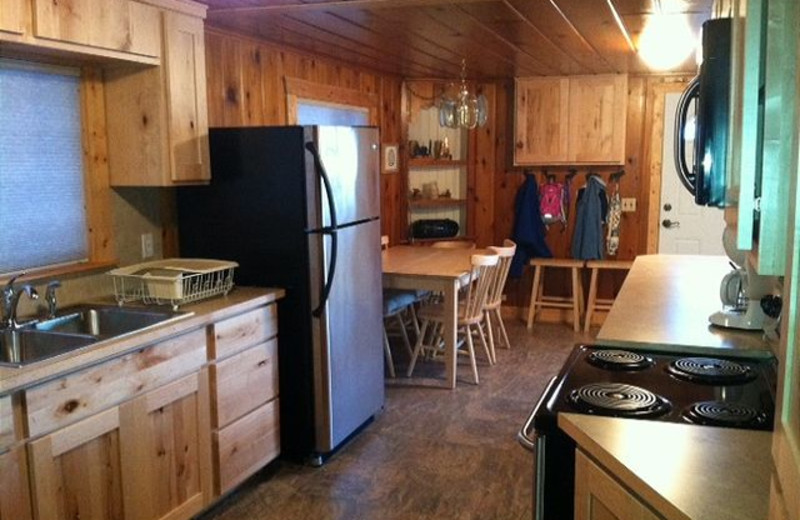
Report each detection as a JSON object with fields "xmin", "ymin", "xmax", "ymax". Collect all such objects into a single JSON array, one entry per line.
[{"xmin": 658, "ymin": 92, "xmax": 727, "ymax": 255}]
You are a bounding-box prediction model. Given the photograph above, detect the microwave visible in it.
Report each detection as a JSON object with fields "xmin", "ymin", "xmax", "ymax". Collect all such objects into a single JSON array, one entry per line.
[{"xmin": 674, "ymin": 18, "xmax": 731, "ymax": 207}]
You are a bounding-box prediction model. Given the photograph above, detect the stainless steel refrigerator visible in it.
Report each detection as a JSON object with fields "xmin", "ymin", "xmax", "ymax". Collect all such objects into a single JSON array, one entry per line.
[{"xmin": 177, "ymin": 125, "xmax": 384, "ymax": 464}]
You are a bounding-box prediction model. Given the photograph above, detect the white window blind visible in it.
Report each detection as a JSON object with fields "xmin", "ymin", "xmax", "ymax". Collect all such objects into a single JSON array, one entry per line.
[
  {"xmin": 0, "ymin": 61, "xmax": 88, "ymax": 274},
  {"xmin": 297, "ymin": 99, "xmax": 369, "ymax": 126}
]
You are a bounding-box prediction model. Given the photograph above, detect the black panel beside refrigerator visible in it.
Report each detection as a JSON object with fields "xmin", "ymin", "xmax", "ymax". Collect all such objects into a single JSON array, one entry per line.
[{"xmin": 177, "ymin": 125, "xmax": 384, "ymax": 464}]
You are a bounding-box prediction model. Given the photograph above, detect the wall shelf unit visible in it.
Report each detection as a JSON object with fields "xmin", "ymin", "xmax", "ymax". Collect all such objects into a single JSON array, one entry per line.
[{"xmin": 408, "ymin": 198, "xmax": 468, "ymax": 208}]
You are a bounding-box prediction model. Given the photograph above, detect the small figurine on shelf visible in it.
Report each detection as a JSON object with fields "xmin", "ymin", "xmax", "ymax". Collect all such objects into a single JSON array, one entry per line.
[
  {"xmin": 442, "ymin": 137, "xmax": 452, "ymax": 160},
  {"xmin": 410, "ymin": 188, "xmax": 421, "ymax": 199},
  {"xmin": 439, "ymin": 189, "xmax": 452, "ymax": 199}
]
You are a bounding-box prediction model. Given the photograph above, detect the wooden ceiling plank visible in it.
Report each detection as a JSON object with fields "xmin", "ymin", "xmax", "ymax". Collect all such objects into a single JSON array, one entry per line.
[
  {"xmin": 549, "ymin": 0, "xmax": 635, "ymax": 73},
  {"xmin": 461, "ymin": 1, "xmax": 595, "ymax": 75},
  {"xmin": 207, "ymin": 0, "xmax": 491, "ymax": 15},
  {"xmin": 504, "ymin": 0, "xmax": 619, "ymax": 73}
]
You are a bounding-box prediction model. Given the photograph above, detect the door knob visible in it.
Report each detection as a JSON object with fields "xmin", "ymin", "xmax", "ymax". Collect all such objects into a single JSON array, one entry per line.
[
  {"xmin": 662, "ymin": 219, "xmax": 680, "ymax": 229},
  {"xmin": 663, "ymin": 203, "xmax": 672, "ymax": 211}
]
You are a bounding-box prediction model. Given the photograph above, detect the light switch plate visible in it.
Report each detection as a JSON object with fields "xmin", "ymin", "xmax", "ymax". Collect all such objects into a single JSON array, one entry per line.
[
  {"xmin": 621, "ymin": 198, "xmax": 637, "ymax": 212},
  {"xmin": 141, "ymin": 233, "xmax": 154, "ymax": 259}
]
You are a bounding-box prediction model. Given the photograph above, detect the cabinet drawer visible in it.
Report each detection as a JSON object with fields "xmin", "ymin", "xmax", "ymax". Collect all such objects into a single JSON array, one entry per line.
[
  {"xmin": 26, "ymin": 328, "xmax": 206, "ymax": 437},
  {"xmin": 213, "ymin": 305, "xmax": 277, "ymax": 360},
  {"xmin": 215, "ymin": 399, "xmax": 280, "ymax": 494},
  {"xmin": 213, "ymin": 339, "xmax": 278, "ymax": 428},
  {"xmin": 0, "ymin": 394, "xmax": 13, "ymax": 452}
]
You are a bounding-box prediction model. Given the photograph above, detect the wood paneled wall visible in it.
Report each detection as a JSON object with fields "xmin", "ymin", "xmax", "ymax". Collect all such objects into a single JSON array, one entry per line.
[
  {"xmin": 203, "ymin": 28, "xmax": 405, "ymax": 241},
  {"xmin": 203, "ymin": 30, "xmax": 690, "ymax": 309}
]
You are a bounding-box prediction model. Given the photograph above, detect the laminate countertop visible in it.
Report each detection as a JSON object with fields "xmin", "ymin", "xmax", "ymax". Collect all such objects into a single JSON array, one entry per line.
[
  {"xmin": 562, "ymin": 254, "xmax": 774, "ymax": 520},
  {"xmin": 596, "ymin": 254, "xmax": 773, "ymax": 357},
  {"xmin": 0, "ymin": 286, "xmax": 285, "ymax": 394},
  {"xmin": 560, "ymin": 413, "xmax": 772, "ymax": 520}
]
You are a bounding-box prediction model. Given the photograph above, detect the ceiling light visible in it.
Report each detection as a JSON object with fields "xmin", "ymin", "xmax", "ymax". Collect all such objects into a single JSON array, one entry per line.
[
  {"xmin": 638, "ymin": 2, "xmax": 696, "ymax": 71},
  {"xmin": 438, "ymin": 60, "xmax": 488, "ymax": 130}
]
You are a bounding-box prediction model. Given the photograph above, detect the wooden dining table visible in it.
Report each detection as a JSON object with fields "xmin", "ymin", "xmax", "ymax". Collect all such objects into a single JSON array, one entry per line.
[{"xmin": 381, "ymin": 245, "xmax": 492, "ymax": 389}]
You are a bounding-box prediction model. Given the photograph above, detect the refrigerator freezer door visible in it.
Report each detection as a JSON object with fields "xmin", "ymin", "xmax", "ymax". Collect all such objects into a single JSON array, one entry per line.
[
  {"xmin": 310, "ymin": 126, "xmax": 381, "ymax": 228},
  {"xmin": 310, "ymin": 218, "xmax": 384, "ymax": 453}
]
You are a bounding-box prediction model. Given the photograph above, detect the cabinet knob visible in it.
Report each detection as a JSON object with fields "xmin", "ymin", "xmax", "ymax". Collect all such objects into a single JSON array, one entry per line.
[{"xmin": 515, "ymin": 141, "xmax": 523, "ymax": 149}]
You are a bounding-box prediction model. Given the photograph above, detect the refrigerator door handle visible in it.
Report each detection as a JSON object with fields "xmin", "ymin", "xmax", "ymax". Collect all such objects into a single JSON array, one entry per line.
[{"xmin": 306, "ymin": 142, "xmax": 339, "ymax": 317}]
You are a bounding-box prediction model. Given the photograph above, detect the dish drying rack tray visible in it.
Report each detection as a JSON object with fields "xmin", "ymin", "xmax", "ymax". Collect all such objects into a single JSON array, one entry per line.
[{"xmin": 109, "ymin": 259, "xmax": 238, "ymax": 309}]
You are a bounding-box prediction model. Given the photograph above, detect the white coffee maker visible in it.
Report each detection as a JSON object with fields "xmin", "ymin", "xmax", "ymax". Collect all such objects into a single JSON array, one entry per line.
[{"xmin": 709, "ymin": 227, "xmax": 774, "ymax": 330}]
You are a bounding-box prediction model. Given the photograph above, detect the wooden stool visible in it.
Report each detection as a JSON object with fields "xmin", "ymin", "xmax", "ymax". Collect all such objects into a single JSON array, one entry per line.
[
  {"xmin": 583, "ymin": 260, "xmax": 633, "ymax": 332},
  {"xmin": 526, "ymin": 258, "xmax": 585, "ymax": 332}
]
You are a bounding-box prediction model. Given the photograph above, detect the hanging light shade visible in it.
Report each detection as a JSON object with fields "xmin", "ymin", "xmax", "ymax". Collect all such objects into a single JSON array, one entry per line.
[{"xmin": 438, "ymin": 60, "xmax": 488, "ymax": 130}]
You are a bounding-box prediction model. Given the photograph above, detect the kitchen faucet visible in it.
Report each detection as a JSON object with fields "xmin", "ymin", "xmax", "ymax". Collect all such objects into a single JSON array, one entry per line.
[
  {"xmin": 2, "ymin": 274, "xmax": 39, "ymax": 329},
  {"xmin": 45, "ymin": 280, "xmax": 61, "ymax": 319}
]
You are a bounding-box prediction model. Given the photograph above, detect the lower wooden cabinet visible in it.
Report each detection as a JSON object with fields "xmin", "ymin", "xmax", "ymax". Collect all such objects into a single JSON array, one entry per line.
[
  {"xmin": 28, "ymin": 407, "xmax": 126, "ymax": 520},
  {"xmin": 575, "ymin": 450, "xmax": 663, "ymax": 520},
  {"xmin": 119, "ymin": 371, "xmax": 212, "ymax": 520},
  {"xmin": 215, "ymin": 400, "xmax": 280, "ymax": 495},
  {"xmin": 0, "ymin": 444, "xmax": 33, "ymax": 520},
  {"xmin": 28, "ymin": 371, "xmax": 211, "ymax": 520}
]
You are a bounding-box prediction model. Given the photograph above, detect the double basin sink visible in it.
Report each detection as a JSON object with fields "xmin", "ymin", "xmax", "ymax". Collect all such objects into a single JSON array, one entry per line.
[{"xmin": 0, "ymin": 305, "xmax": 189, "ymax": 367}]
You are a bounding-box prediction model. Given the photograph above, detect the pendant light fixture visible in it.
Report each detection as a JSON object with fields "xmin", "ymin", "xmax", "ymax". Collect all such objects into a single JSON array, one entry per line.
[{"xmin": 437, "ymin": 59, "xmax": 488, "ymax": 130}]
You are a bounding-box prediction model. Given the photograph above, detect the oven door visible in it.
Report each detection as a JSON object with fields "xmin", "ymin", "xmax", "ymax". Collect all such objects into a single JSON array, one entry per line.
[{"xmin": 518, "ymin": 376, "xmax": 575, "ymax": 520}]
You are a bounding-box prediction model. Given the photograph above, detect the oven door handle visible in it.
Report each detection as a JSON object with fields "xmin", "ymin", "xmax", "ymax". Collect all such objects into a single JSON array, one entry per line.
[{"xmin": 518, "ymin": 376, "xmax": 558, "ymax": 452}]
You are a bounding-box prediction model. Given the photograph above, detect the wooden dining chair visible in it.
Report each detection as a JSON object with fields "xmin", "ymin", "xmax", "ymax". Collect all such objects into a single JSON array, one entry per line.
[
  {"xmin": 406, "ymin": 253, "xmax": 499, "ymax": 385},
  {"xmin": 381, "ymin": 235, "xmax": 420, "ymax": 377},
  {"xmin": 483, "ymin": 239, "xmax": 517, "ymax": 363}
]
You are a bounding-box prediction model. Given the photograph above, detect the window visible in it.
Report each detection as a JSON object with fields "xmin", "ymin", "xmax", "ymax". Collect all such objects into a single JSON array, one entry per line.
[
  {"xmin": 297, "ymin": 99, "xmax": 369, "ymax": 126},
  {"xmin": 0, "ymin": 60, "xmax": 88, "ymax": 274}
]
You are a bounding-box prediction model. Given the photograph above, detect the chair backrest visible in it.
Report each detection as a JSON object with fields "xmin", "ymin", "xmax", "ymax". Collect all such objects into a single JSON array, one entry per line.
[
  {"xmin": 460, "ymin": 254, "xmax": 499, "ymax": 321},
  {"xmin": 381, "ymin": 235, "xmax": 390, "ymax": 250},
  {"xmin": 431, "ymin": 240, "xmax": 476, "ymax": 249},
  {"xmin": 486, "ymin": 239, "xmax": 517, "ymax": 308}
]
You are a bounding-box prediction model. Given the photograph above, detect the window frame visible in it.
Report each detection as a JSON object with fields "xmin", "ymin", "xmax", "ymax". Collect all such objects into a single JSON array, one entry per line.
[{"xmin": 0, "ymin": 63, "xmax": 115, "ymax": 283}]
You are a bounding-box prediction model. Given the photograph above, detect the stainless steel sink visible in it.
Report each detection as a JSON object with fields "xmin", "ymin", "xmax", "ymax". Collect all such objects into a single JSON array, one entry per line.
[
  {"xmin": 34, "ymin": 304, "xmax": 187, "ymax": 339},
  {"xmin": 0, "ymin": 329, "xmax": 96, "ymax": 367}
]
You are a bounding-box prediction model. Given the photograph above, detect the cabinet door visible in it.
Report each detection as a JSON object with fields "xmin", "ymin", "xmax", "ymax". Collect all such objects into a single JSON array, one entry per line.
[
  {"xmin": 31, "ymin": 0, "xmax": 159, "ymax": 57},
  {"xmin": 568, "ymin": 75, "xmax": 628, "ymax": 164},
  {"xmin": 120, "ymin": 371, "xmax": 212, "ymax": 520},
  {"xmin": 163, "ymin": 10, "xmax": 210, "ymax": 184},
  {"xmin": 514, "ymin": 77, "xmax": 570, "ymax": 165},
  {"xmin": 0, "ymin": 0, "xmax": 25, "ymax": 35},
  {"xmin": 575, "ymin": 450, "xmax": 662, "ymax": 520},
  {"xmin": 0, "ymin": 445, "xmax": 33, "ymax": 520},
  {"xmin": 28, "ymin": 407, "xmax": 125, "ymax": 520}
]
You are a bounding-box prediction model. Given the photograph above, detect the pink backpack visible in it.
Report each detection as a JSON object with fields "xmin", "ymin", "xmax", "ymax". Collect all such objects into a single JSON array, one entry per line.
[{"xmin": 540, "ymin": 178, "xmax": 568, "ymax": 228}]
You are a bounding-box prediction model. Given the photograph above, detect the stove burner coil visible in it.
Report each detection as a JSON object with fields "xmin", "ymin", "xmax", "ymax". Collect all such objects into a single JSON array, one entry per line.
[
  {"xmin": 667, "ymin": 357, "xmax": 755, "ymax": 384},
  {"xmin": 683, "ymin": 401, "xmax": 767, "ymax": 428},
  {"xmin": 568, "ymin": 383, "xmax": 670, "ymax": 418},
  {"xmin": 587, "ymin": 349, "xmax": 655, "ymax": 371}
]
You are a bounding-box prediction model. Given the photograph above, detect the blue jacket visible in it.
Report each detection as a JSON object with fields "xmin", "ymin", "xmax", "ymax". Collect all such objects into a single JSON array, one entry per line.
[
  {"xmin": 510, "ymin": 175, "xmax": 552, "ymax": 278},
  {"xmin": 571, "ymin": 176, "xmax": 606, "ymax": 260}
]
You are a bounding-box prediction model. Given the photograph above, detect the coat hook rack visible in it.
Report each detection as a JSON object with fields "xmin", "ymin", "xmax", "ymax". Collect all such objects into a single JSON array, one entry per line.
[{"xmin": 610, "ymin": 169, "xmax": 626, "ymax": 182}]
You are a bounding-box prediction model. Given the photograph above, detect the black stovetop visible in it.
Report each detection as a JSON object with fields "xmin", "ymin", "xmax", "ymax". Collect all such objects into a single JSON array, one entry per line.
[{"xmin": 535, "ymin": 345, "xmax": 776, "ymax": 432}]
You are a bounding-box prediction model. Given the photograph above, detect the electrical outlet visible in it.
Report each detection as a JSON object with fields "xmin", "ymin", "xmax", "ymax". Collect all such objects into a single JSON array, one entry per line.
[
  {"xmin": 621, "ymin": 198, "xmax": 637, "ymax": 212},
  {"xmin": 141, "ymin": 233, "xmax": 154, "ymax": 259}
]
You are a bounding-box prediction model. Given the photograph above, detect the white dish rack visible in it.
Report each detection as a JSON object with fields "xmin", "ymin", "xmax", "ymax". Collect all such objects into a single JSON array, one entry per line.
[{"xmin": 109, "ymin": 259, "xmax": 238, "ymax": 309}]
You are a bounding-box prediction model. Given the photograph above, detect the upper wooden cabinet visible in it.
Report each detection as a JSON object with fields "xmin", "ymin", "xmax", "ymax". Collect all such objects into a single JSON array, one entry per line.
[
  {"xmin": 515, "ymin": 74, "xmax": 628, "ymax": 166},
  {"xmin": 106, "ymin": 8, "xmax": 211, "ymax": 186},
  {"xmin": 0, "ymin": 0, "xmax": 26, "ymax": 35},
  {"xmin": 32, "ymin": 0, "xmax": 160, "ymax": 57}
]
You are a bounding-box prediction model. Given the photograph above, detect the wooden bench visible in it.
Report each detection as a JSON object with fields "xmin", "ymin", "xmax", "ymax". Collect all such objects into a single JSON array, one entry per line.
[
  {"xmin": 583, "ymin": 259, "xmax": 633, "ymax": 332},
  {"xmin": 526, "ymin": 258, "xmax": 585, "ymax": 332}
]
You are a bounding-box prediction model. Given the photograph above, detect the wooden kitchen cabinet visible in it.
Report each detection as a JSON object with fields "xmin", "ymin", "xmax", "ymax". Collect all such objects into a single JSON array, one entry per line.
[
  {"xmin": 208, "ymin": 304, "xmax": 281, "ymax": 496},
  {"xmin": 0, "ymin": 444, "xmax": 33, "ymax": 520},
  {"xmin": 105, "ymin": 7, "xmax": 210, "ymax": 186},
  {"xmin": 515, "ymin": 74, "xmax": 627, "ymax": 166},
  {"xmin": 28, "ymin": 407, "xmax": 126, "ymax": 520},
  {"xmin": 514, "ymin": 77, "xmax": 570, "ymax": 165},
  {"xmin": 0, "ymin": 0, "xmax": 25, "ymax": 35},
  {"xmin": 574, "ymin": 450, "xmax": 663, "ymax": 520},
  {"xmin": 119, "ymin": 371, "xmax": 212, "ymax": 520},
  {"xmin": 31, "ymin": 0, "xmax": 160, "ymax": 58}
]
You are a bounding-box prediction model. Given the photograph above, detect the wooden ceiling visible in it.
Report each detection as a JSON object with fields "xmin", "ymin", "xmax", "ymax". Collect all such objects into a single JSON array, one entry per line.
[{"xmin": 201, "ymin": 0, "xmax": 715, "ymax": 79}]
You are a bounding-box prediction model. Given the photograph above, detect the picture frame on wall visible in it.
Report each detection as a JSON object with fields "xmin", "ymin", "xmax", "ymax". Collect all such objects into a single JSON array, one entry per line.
[{"xmin": 383, "ymin": 144, "xmax": 398, "ymax": 173}]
